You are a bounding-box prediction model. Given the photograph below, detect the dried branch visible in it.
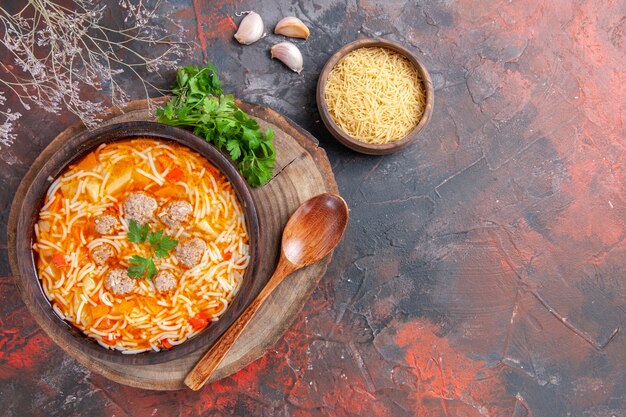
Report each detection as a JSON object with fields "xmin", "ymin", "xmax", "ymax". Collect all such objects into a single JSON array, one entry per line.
[{"xmin": 0, "ymin": 0, "xmax": 190, "ymax": 148}]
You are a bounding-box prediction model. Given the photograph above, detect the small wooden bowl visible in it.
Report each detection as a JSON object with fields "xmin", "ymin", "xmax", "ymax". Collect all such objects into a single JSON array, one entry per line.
[
  {"xmin": 11, "ymin": 122, "xmax": 260, "ymax": 365},
  {"xmin": 316, "ymin": 38, "xmax": 434, "ymax": 155}
]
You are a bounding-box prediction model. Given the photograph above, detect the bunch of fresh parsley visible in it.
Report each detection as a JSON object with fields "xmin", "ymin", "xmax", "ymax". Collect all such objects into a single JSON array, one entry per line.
[
  {"xmin": 156, "ymin": 62, "xmax": 276, "ymax": 187},
  {"xmin": 127, "ymin": 220, "xmax": 178, "ymax": 280}
]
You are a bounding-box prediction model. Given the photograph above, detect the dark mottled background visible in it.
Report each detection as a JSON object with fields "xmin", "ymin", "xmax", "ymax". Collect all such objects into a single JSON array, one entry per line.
[{"xmin": 1, "ymin": 0, "xmax": 625, "ymax": 416}]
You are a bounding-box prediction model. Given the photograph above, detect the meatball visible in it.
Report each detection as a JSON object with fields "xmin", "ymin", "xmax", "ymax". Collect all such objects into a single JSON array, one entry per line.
[
  {"xmin": 154, "ymin": 271, "xmax": 177, "ymax": 293},
  {"xmin": 123, "ymin": 192, "xmax": 157, "ymax": 224},
  {"xmin": 94, "ymin": 215, "xmax": 119, "ymax": 235},
  {"xmin": 105, "ymin": 268, "xmax": 136, "ymax": 295},
  {"xmin": 176, "ymin": 238, "xmax": 206, "ymax": 268},
  {"xmin": 90, "ymin": 243, "xmax": 115, "ymax": 266},
  {"xmin": 159, "ymin": 201, "xmax": 193, "ymax": 229}
]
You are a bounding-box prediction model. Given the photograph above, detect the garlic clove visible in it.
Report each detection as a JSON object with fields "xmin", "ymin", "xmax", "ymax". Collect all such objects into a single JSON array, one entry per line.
[
  {"xmin": 234, "ymin": 11, "xmax": 265, "ymax": 45},
  {"xmin": 274, "ymin": 16, "xmax": 310, "ymax": 40},
  {"xmin": 271, "ymin": 42, "xmax": 304, "ymax": 73}
]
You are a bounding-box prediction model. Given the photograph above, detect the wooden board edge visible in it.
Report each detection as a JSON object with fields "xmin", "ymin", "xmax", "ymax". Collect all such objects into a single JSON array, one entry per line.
[{"xmin": 6, "ymin": 97, "xmax": 339, "ymax": 391}]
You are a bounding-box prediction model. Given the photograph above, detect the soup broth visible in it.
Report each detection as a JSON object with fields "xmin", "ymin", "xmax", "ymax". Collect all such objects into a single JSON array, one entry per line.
[{"xmin": 33, "ymin": 138, "xmax": 249, "ymax": 353}]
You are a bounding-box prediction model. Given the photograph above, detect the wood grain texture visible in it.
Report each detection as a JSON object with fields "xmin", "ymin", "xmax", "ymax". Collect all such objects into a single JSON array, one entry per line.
[
  {"xmin": 185, "ymin": 193, "xmax": 348, "ymax": 390},
  {"xmin": 185, "ymin": 283, "xmax": 271, "ymax": 391},
  {"xmin": 3, "ymin": 1, "xmax": 626, "ymax": 415},
  {"xmin": 7, "ymin": 97, "xmax": 338, "ymax": 390}
]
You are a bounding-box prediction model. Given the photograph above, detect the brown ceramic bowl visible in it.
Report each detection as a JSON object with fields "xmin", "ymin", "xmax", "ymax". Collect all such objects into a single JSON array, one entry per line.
[
  {"xmin": 11, "ymin": 122, "xmax": 260, "ymax": 365},
  {"xmin": 316, "ymin": 38, "xmax": 434, "ymax": 155}
]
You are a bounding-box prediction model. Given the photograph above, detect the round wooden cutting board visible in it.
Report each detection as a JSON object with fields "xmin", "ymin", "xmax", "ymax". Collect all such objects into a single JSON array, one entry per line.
[{"xmin": 8, "ymin": 97, "xmax": 338, "ymax": 390}]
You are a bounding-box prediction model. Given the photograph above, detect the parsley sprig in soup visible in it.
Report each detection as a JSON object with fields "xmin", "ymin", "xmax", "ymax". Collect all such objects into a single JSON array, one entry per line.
[{"xmin": 33, "ymin": 139, "xmax": 249, "ymax": 353}]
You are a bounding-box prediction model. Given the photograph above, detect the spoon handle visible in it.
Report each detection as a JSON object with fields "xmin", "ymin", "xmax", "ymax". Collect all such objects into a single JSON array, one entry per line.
[{"xmin": 184, "ymin": 257, "xmax": 293, "ymax": 391}]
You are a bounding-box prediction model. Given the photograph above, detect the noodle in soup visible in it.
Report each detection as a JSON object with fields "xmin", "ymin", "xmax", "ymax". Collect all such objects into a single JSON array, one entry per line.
[{"xmin": 33, "ymin": 138, "xmax": 249, "ymax": 353}]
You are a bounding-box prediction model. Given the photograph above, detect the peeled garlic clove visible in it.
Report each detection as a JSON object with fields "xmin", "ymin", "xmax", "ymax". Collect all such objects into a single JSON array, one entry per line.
[
  {"xmin": 274, "ymin": 16, "xmax": 310, "ymax": 40},
  {"xmin": 234, "ymin": 11, "xmax": 265, "ymax": 45},
  {"xmin": 271, "ymin": 42, "xmax": 304, "ymax": 73}
]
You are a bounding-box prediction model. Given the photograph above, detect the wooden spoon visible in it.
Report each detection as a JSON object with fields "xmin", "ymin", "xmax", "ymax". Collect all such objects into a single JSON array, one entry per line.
[{"xmin": 184, "ymin": 193, "xmax": 349, "ymax": 390}]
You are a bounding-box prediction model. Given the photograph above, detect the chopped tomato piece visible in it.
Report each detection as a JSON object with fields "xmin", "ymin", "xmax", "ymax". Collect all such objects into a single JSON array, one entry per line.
[
  {"xmin": 49, "ymin": 197, "xmax": 63, "ymax": 212},
  {"xmin": 165, "ymin": 167, "xmax": 184, "ymax": 182},
  {"xmin": 162, "ymin": 339, "xmax": 173, "ymax": 349},
  {"xmin": 82, "ymin": 220, "xmax": 98, "ymax": 240},
  {"xmin": 97, "ymin": 318, "xmax": 115, "ymax": 330},
  {"xmin": 156, "ymin": 155, "xmax": 172, "ymax": 171},
  {"xmin": 70, "ymin": 227, "xmax": 83, "ymax": 241},
  {"xmin": 223, "ymin": 251, "xmax": 232, "ymax": 261},
  {"xmin": 52, "ymin": 253, "xmax": 68, "ymax": 268},
  {"xmin": 189, "ymin": 313, "xmax": 208, "ymax": 330}
]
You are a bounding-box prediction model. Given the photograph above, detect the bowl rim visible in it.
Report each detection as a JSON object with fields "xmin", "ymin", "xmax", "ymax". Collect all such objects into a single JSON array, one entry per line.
[
  {"xmin": 316, "ymin": 37, "xmax": 435, "ymax": 155},
  {"xmin": 13, "ymin": 121, "xmax": 261, "ymax": 365}
]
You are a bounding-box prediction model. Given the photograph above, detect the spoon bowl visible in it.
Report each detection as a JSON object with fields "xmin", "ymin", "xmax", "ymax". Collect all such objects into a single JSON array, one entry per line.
[
  {"xmin": 185, "ymin": 193, "xmax": 349, "ymax": 390},
  {"xmin": 282, "ymin": 193, "xmax": 349, "ymax": 267}
]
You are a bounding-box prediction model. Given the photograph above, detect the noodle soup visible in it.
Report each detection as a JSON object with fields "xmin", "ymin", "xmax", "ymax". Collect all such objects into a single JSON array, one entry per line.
[{"xmin": 33, "ymin": 138, "xmax": 249, "ymax": 353}]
